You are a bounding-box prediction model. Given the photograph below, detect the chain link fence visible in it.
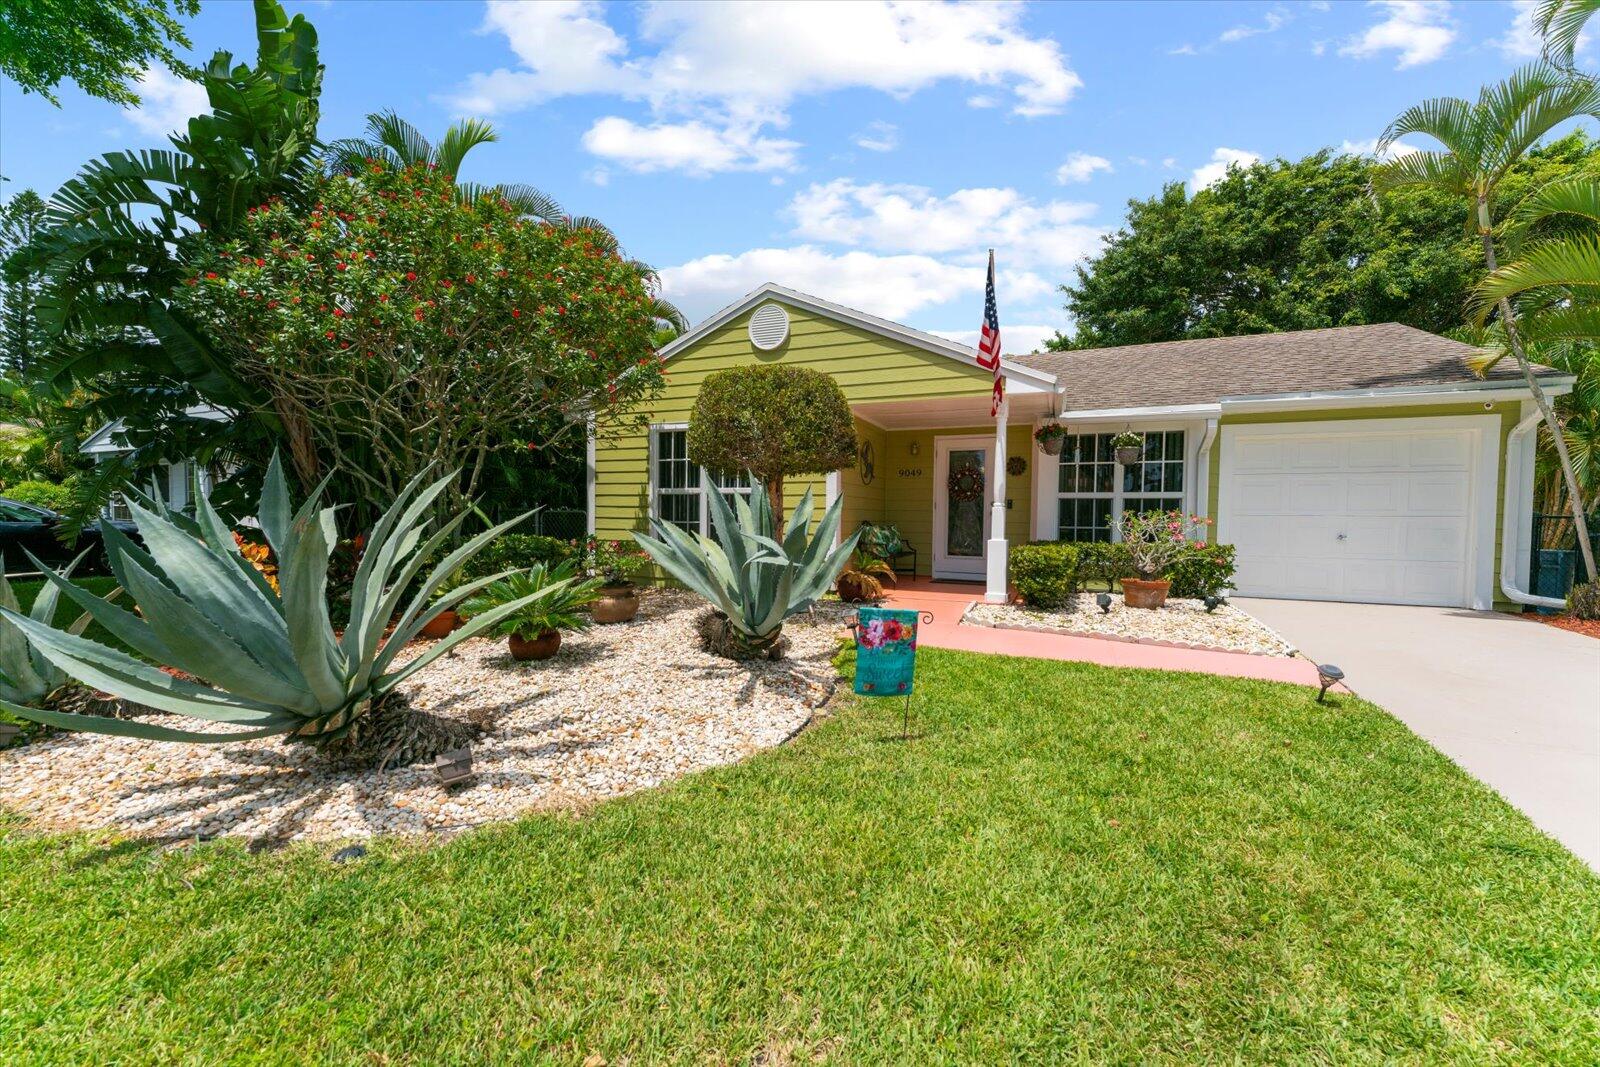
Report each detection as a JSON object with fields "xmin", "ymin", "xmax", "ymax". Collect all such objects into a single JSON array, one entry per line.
[{"xmin": 1530, "ymin": 511, "xmax": 1600, "ymax": 607}]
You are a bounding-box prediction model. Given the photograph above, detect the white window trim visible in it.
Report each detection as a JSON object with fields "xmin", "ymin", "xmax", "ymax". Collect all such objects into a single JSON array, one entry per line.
[
  {"xmin": 647, "ymin": 423, "xmax": 754, "ymax": 536},
  {"xmin": 1041, "ymin": 423, "xmax": 1197, "ymax": 543}
]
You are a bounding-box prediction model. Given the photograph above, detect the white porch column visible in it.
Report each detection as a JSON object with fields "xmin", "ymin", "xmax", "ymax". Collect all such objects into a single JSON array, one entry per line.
[{"xmin": 985, "ymin": 396, "xmax": 1010, "ymax": 603}]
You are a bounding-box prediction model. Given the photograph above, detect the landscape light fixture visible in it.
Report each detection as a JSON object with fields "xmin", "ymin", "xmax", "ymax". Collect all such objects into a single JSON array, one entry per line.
[
  {"xmin": 1316, "ymin": 664, "xmax": 1345, "ymax": 704},
  {"xmin": 435, "ymin": 746, "xmax": 475, "ymax": 787},
  {"xmin": 1203, "ymin": 595, "xmax": 1223, "ymax": 613},
  {"xmin": 1096, "ymin": 592, "xmax": 1112, "ymax": 614}
]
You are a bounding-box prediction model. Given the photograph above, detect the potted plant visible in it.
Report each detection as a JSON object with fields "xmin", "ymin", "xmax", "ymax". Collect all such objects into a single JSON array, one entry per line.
[
  {"xmin": 1034, "ymin": 422, "xmax": 1067, "ymax": 455},
  {"xmin": 585, "ymin": 538, "xmax": 646, "ymax": 623},
  {"xmin": 464, "ymin": 561, "xmax": 603, "ymax": 660},
  {"xmin": 1112, "ymin": 430, "xmax": 1144, "ymax": 466},
  {"xmin": 1117, "ymin": 508, "xmax": 1204, "ymax": 609},
  {"xmin": 420, "ymin": 568, "xmax": 467, "ymax": 638},
  {"xmin": 837, "ymin": 548, "xmax": 897, "ymax": 602}
]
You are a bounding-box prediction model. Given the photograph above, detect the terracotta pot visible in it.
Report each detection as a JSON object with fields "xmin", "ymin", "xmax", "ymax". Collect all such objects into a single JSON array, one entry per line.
[
  {"xmin": 509, "ymin": 629, "xmax": 561, "ymax": 661},
  {"xmin": 420, "ymin": 610, "xmax": 460, "ymax": 638},
  {"xmin": 592, "ymin": 583, "xmax": 640, "ymax": 624},
  {"xmin": 1121, "ymin": 578, "xmax": 1171, "ymax": 610}
]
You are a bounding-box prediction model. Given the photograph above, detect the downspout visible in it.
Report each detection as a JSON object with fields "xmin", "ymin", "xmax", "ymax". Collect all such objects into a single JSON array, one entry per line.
[
  {"xmin": 1501, "ymin": 410, "xmax": 1566, "ymax": 610},
  {"xmin": 1194, "ymin": 418, "xmax": 1219, "ymax": 520}
]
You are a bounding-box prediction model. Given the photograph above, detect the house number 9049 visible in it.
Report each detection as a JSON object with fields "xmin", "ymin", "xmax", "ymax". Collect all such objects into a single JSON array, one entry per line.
[{"xmin": 897, "ymin": 467, "xmax": 923, "ymax": 478}]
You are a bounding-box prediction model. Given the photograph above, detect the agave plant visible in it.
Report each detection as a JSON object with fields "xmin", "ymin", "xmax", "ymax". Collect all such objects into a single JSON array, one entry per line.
[
  {"xmin": 633, "ymin": 477, "xmax": 859, "ymax": 659},
  {"xmin": 0, "ymin": 551, "xmax": 123, "ymax": 717},
  {"xmin": 0, "ymin": 455, "xmax": 568, "ymax": 757}
]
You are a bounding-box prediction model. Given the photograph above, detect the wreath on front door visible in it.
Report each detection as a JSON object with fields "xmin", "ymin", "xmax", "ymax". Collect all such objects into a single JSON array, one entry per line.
[{"xmin": 947, "ymin": 461, "xmax": 985, "ymax": 502}]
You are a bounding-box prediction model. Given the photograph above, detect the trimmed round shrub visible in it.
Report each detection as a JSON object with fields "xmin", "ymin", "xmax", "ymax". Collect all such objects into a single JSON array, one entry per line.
[
  {"xmin": 687, "ymin": 364, "xmax": 857, "ymax": 521},
  {"xmin": 1570, "ymin": 579, "xmax": 1600, "ymax": 621},
  {"xmin": 1010, "ymin": 542, "xmax": 1080, "ymax": 608},
  {"xmin": 3, "ymin": 479, "xmax": 72, "ymax": 512}
]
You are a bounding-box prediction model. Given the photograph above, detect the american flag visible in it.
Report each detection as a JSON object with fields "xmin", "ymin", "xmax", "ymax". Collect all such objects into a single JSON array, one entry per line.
[{"xmin": 976, "ymin": 249, "xmax": 1003, "ymax": 416}]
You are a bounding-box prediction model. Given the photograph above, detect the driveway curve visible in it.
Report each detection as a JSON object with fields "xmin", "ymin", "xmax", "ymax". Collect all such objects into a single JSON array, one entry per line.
[{"xmin": 1236, "ymin": 598, "xmax": 1600, "ymax": 870}]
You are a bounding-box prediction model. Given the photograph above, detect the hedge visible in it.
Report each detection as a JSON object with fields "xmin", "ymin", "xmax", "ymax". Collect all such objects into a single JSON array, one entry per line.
[
  {"xmin": 1010, "ymin": 542, "xmax": 1079, "ymax": 608},
  {"xmin": 1013, "ymin": 539, "xmax": 1237, "ymax": 600}
]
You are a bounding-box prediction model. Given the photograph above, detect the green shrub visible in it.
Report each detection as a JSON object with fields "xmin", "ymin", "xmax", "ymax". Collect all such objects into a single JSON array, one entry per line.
[
  {"xmin": 4, "ymin": 479, "xmax": 72, "ymax": 512},
  {"xmin": 463, "ymin": 534, "xmax": 577, "ymax": 580},
  {"xmin": 1165, "ymin": 542, "xmax": 1238, "ymax": 598},
  {"xmin": 1010, "ymin": 542, "xmax": 1079, "ymax": 608},
  {"xmin": 1074, "ymin": 542, "xmax": 1133, "ymax": 590},
  {"xmin": 1570, "ymin": 579, "xmax": 1600, "ymax": 621}
]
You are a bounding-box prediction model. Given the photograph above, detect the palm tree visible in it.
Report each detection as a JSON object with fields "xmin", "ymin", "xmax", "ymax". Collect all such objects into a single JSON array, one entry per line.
[
  {"xmin": 1375, "ymin": 63, "xmax": 1600, "ymax": 581},
  {"xmin": 1536, "ymin": 0, "xmax": 1600, "ymax": 68}
]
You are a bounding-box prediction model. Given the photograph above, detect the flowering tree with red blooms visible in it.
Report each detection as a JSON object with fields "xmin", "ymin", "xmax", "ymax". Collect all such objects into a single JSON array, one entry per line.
[{"xmin": 172, "ymin": 160, "xmax": 666, "ymax": 519}]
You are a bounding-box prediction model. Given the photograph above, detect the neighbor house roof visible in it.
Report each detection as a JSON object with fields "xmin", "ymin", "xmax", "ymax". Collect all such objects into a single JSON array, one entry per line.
[{"xmin": 1012, "ymin": 323, "xmax": 1562, "ymax": 411}]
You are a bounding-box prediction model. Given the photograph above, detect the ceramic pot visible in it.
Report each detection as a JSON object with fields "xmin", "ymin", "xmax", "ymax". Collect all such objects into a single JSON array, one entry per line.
[
  {"xmin": 509, "ymin": 629, "xmax": 561, "ymax": 661},
  {"xmin": 592, "ymin": 583, "xmax": 640, "ymax": 624},
  {"xmin": 1120, "ymin": 578, "xmax": 1171, "ymax": 610},
  {"xmin": 420, "ymin": 610, "xmax": 459, "ymax": 638},
  {"xmin": 1114, "ymin": 446, "xmax": 1143, "ymax": 466}
]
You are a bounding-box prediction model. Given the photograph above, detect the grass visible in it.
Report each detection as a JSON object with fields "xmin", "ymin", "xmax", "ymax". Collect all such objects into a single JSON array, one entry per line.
[{"xmin": 2, "ymin": 648, "xmax": 1597, "ymax": 1063}]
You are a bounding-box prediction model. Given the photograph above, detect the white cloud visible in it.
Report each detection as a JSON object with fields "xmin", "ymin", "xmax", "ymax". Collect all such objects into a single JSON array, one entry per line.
[
  {"xmin": 854, "ymin": 121, "xmax": 900, "ymax": 153},
  {"xmin": 1219, "ymin": 8, "xmax": 1289, "ymax": 44},
  {"xmin": 659, "ymin": 245, "xmax": 1054, "ymax": 326},
  {"xmin": 1161, "ymin": 156, "xmax": 1178, "ymax": 169},
  {"xmin": 1338, "ymin": 137, "xmax": 1422, "ymax": 160},
  {"xmin": 1190, "ymin": 147, "xmax": 1261, "ymax": 190},
  {"xmin": 1339, "ymin": 1, "xmax": 1455, "ymax": 69},
  {"xmin": 124, "ymin": 67, "xmax": 209, "ymax": 136},
  {"xmin": 934, "ymin": 323, "xmax": 1058, "ymax": 356},
  {"xmin": 1055, "ymin": 151, "xmax": 1113, "ymax": 184},
  {"xmin": 787, "ymin": 179, "xmax": 1104, "ymax": 269},
  {"xmin": 581, "ymin": 116, "xmax": 800, "ymax": 175},
  {"xmin": 1168, "ymin": 43, "xmax": 1200, "ymax": 56},
  {"xmin": 451, "ymin": 1, "xmax": 1080, "ymax": 172}
]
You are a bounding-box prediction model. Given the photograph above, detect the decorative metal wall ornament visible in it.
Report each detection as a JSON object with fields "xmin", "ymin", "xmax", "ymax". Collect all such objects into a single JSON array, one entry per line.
[
  {"xmin": 947, "ymin": 461, "xmax": 985, "ymax": 502},
  {"xmin": 1006, "ymin": 455, "xmax": 1027, "ymax": 477},
  {"xmin": 857, "ymin": 440, "xmax": 876, "ymax": 484}
]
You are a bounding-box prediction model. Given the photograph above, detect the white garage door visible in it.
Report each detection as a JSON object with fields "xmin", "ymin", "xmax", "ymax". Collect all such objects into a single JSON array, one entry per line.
[{"xmin": 1218, "ymin": 417, "xmax": 1494, "ymax": 608}]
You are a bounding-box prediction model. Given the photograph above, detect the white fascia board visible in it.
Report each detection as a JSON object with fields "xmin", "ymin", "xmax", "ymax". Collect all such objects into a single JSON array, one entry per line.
[
  {"xmin": 1219, "ymin": 377, "xmax": 1574, "ymax": 413},
  {"xmin": 656, "ymin": 282, "xmax": 1058, "ymax": 391},
  {"xmin": 1056, "ymin": 403, "xmax": 1222, "ymax": 422}
]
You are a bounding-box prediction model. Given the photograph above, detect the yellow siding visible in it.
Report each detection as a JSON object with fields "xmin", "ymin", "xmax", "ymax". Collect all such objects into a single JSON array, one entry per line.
[
  {"xmin": 840, "ymin": 417, "xmax": 887, "ymax": 539},
  {"xmin": 880, "ymin": 424, "xmax": 1034, "ymax": 577},
  {"xmin": 1206, "ymin": 403, "xmax": 1519, "ymax": 610},
  {"xmin": 595, "ymin": 300, "xmax": 994, "ymax": 547}
]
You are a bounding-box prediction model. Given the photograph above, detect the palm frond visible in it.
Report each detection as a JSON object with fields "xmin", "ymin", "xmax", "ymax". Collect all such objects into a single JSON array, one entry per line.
[
  {"xmin": 1370, "ymin": 149, "xmax": 1473, "ymax": 198},
  {"xmin": 434, "ymin": 119, "xmax": 498, "ymax": 181},
  {"xmin": 1472, "ymin": 234, "xmax": 1600, "ymax": 319},
  {"xmin": 1512, "ymin": 175, "xmax": 1600, "ymax": 230},
  {"xmin": 1379, "ymin": 97, "xmax": 1478, "ymax": 165},
  {"xmin": 364, "ymin": 109, "xmax": 432, "ymax": 168},
  {"xmin": 1536, "ymin": 0, "xmax": 1600, "ymax": 67}
]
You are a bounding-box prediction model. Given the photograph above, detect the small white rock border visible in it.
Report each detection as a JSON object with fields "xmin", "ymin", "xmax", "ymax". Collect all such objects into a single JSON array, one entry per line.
[{"xmin": 958, "ymin": 599, "xmax": 1299, "ymax": 658}]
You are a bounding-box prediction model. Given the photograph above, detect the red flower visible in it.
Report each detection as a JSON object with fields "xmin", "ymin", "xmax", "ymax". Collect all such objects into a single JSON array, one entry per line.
[
  {"xmin": 465, "ymin": 273, "xmax": 476, "ymax": 284},
  {"xmin": 205, "ymin": 272, "xmax": 218, "ymax": 280},
  {"xmin": 511, "ymin": 308, "xmax": 521, "ymax": 318},
  {"xmin": 332, "ymin": 308, "xmax": 346, "ymax": 318},
  {"xmin": 405, "ymin": 271, "xmax": 417, "ymax": 281},
  {"xmin": 336, "ymin": 262, "xmax": 348, "ymax": 271},
  {"xmin": 325, "ymin": 330, "xmax": 336, "ymax": 339}
]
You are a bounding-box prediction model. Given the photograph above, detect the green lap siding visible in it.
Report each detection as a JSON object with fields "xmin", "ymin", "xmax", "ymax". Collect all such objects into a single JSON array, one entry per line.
[
  {"xmin": 1205, "ymin": 403, "xmax": 1520, "ymax": 611},
  {"xmin": 595, "ymin": 300, "xmax": 997, "ymax": 558}
]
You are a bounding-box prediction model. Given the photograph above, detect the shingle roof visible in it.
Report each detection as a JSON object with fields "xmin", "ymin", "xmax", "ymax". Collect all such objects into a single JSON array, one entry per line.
[{"xmin": 1011, "ymin": 323, "xmax": 1555, "ymax": 411}]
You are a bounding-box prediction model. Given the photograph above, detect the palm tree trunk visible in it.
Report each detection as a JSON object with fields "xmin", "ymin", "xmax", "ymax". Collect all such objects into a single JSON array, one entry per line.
[
  {"xmin": 1477, "ymin": 196, "xmax": 1598, "ymax": 583},
  {"xmin": 766, "ymin": 477, "xmax": 784, "ymax": 527}
]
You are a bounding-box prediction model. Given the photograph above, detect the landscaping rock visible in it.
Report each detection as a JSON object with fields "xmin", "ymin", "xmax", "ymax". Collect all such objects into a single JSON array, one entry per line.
[
  {"xmin": 967, "ymin": 594, "xmax": 1296, "ymax": 657},
  {"xmin": 0, "ymin": 591, "xmax": 854, "ymax": 844}
]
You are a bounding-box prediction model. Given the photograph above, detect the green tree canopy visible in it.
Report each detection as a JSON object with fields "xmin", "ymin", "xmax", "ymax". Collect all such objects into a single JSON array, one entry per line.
[
  {"xmin": 0, "ymin": 0, "xmax": 200, "ymax": 107},
  {"xmin": 1050, "ymin": 133, "xmax": 1600, "ymax": 351},
  {"xmin": 687, "ymin": 364, "xmax": 857, "ymax": 523}
]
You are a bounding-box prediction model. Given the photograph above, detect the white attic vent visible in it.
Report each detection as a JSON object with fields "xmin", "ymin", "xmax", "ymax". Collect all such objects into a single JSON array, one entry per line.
[{"xmin": 748, "ymin": 302, "xmax": 790, "ymax": 350}]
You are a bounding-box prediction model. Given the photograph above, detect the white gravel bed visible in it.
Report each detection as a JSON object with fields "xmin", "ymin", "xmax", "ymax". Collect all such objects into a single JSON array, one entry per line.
[
  {"xmin": 965, "ymin": 594, "xmax": 1297, "ymax": 657},
  {"xmin": 0, "ymin": 591, "xmax": 855, "ymax": 844}
]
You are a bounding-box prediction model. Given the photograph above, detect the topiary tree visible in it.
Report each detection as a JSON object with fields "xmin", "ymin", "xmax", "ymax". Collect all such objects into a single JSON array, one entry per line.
[{"xmin": 686, "ymin": 364, "xmax": 856, "ymax": 523}]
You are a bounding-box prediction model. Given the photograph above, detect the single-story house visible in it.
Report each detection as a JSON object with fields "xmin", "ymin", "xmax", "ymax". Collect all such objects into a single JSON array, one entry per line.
[
  {"xmin": 80, "ymin": 404, "xmax": 225, "ymax": 519},
  {"xmin": 589, "ymin": 282, "xmax": 1574, "ymax": 611}
]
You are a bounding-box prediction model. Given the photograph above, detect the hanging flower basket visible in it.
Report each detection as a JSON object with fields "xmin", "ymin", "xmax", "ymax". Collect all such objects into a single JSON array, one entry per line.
[
  {"xmin": 1112, "ymin": 430, "xmax": 1144, "ymax": 466},
  {"xmin": 1034, "ymin": 422, "xmax": 1066, "ymax": 455},
  {"xmin": 947, "ymin": 461, "xmax": 985, "ymax": 502}
]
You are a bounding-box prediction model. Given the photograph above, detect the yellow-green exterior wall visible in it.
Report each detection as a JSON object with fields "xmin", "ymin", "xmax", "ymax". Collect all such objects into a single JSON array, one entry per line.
[
  {"xmin": 1205, "ymin": 403, "xmax": 1519, "ymax": 610},
  {"xmin": 594, "ymin": 300, "xmax": 1003, "ymax": 573}
]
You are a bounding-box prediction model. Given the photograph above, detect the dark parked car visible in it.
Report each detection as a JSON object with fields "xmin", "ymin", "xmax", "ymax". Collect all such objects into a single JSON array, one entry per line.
[{"xmin": 0, "ymin": 498, "xmax": 139, "ymax": 576}]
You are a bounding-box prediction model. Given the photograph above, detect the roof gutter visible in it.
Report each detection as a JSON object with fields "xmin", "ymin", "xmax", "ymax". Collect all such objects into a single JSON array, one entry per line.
[{"xmin": 1500, "ymin": 409, "xmax": 1567, "ymax": 610}]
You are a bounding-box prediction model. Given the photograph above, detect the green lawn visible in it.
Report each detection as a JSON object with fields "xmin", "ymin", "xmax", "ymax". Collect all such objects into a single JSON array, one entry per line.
[{"xmin": 2, "ymin": 648, "xmax": 1597, "ymax": 1062}]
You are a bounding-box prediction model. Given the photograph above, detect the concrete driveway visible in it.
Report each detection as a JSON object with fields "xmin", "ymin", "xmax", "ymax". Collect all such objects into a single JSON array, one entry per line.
[{"xmin": 1236, "ymin": 598, "xmax": 1600, "ymax": 870}]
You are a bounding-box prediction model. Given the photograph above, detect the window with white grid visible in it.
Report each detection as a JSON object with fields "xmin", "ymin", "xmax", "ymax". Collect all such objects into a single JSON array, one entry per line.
[
  {"xmin": 1056, "ymin": 430, "xmax": 1187, "ymax": 542},
  {"xmin": 652, "ymin": 427, "xmax": 754, "ymax": 535}
]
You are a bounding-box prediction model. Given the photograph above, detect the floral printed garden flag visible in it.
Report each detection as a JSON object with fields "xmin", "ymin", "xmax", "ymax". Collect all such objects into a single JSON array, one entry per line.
[{"xmin": 852, "ymin": 606, "xmax": 920, "ymax": 696}]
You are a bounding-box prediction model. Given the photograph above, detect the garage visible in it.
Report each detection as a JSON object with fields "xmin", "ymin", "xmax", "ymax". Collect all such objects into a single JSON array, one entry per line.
[{"xmin": 1216, "ymin": 415, "xmax": 1500, "ymax": 608}]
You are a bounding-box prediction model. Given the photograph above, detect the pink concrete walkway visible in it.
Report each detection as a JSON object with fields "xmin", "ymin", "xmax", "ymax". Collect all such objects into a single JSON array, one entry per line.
[{"xmin": 882, "ymin": 578, "xmax": 1324, "ymax": 687}]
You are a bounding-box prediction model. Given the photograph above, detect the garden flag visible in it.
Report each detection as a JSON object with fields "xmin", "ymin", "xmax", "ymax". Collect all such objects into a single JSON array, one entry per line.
[
  {"xmin": 976, "ymin": 249, "xmax": 1003, "ymax": 416},
  {"xmin": 852, "ymin": 606, "xmax": 921, "ymax": 696}
]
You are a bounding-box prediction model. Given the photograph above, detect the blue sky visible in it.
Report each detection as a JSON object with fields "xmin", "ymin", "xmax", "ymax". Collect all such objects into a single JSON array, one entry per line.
[{"xmin": 0, "ymin": 0, "xmax": 1583, "ymax": 351}]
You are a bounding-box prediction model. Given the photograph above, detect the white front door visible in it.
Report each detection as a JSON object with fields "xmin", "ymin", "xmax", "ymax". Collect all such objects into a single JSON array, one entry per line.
[
  {"xmin": 1218, "ymin": 416, "xmax": 1497, "ymax": 608},
  {"xmin": 933, "ymin": 435, "xmax": 992, "ymax": 580}
]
